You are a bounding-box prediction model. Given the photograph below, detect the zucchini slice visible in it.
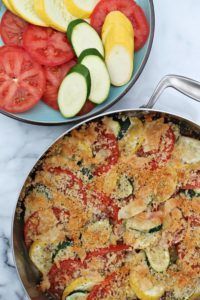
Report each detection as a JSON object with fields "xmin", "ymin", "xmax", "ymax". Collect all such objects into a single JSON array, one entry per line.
[
  {"xmin": 118, "ymin": 195, "xmax": 153, "ymax": 220},
  {"xmin": 176, "ymin": 136, "xmax": 200, "ymax": 163},
  {"xmin": 67, "ymin": 20, "xmax": 104, "ymax": 57},
  {"xmin": 106, "ymin": 118, "xmax": 121, "ymax": 137},
  {"xmin": 52, "ymin": 240, "xmax": 72, "ymax": 262},
  {"xmin": 145, "ymin": 245, "xmax": 170, "ymax": 273},
  {"xmin": 58, "ymin": 64, "xmax": 91, "ymax": 118},
  {"xmin": 79, "ymin": 49, "xmax": 110, "ymax": 104},
  {"xmin": 116, "ymin": 174, "xmax": 133, "ymax": 199},
  {"xmin": 126, "ymin": 213, "xmax": 162, "ymax": 233},
  {"xmin": 180, "ymin": 189, "xmax": 200, "ymax": 199},
  {"xmin": 112, "ymin": 115, "xmax": 131, "ymax": 140},
  {"xmin": 62, "ymin": 277, "xmax": 101, "ymax": 300},
  {"xmin": 66, "ymin": 292, "xmax": 87, "ymax": 300}
]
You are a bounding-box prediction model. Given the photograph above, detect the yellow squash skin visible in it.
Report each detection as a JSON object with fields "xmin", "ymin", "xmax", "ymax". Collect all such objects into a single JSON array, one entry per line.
[
  {"xmin": 102, "ymin": 11, "xmax": 133, "ymax": 42},
  {"xmin": 9, "ymin": 0, "xmax": 48, "ymax": 26},
  {"xmin": 2, "ymin": 0, "xmax": 19, "ymax": 15},
  {"xmin": 101, "ymin": 11, "xmax": 134, "ymax": 86},
  {"xmin": 34, "ymin": 0, "xmax": 50, "ymax": 26},
  {"xmin": 65, "ymin": 0, "xmax": 99, "ymax": 19},
  {"xmin": 34, "ymin": 0, "xmax": 74, "ymax": 32}
]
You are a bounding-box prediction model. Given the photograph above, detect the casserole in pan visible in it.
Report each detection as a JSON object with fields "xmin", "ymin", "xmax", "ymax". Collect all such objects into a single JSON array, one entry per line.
[{"xmin": 13, "ymin": 75, "xmax": 200, "ymax": 300}]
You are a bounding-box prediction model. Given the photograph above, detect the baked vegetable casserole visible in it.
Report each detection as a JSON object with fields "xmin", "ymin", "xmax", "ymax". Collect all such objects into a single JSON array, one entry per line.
[{"xmin": 21, "ymin": 113, "xmax": 200, "ymax": 300}]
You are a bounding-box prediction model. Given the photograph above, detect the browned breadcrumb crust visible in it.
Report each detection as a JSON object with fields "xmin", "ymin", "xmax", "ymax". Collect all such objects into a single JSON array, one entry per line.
[{"xmin": 22, "ymin": 114, "xmax": 200, "ymax": 300}]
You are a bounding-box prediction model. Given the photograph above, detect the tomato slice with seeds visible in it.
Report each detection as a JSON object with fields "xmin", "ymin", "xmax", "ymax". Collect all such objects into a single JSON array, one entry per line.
[
  {"xmin": 24, "ymin": 211, "xmax": 40, "ymax": 248},
  {"xmin": 87, "ymin": 272, "xmax": 117, "ymax": 300},
  {"xmin": 0, "ymin": 47, "xmax": 45, "ymax": 113},
  {"xmin": 0, "ymin": 10, "xmax": 28, "ymax": 46},
  {"xmin": 93, "ymin": 130, "xmax": 119, "ymax": 176},
  {"xmin": 47, "ymin": 167, "xmax": 87, "ymax": 204},
  {"xmin": 42, "ymin": 59, "xmax": 76, "ymax": 110},
  {"xmin": 23, "ymin": 25, "xmax": 75, "ymax": 67},
  {"xmin": 78, "ymin": 100, "xmax": 96, "ymax": 116},
  {"xmin": 90, "ymin": 0, "xmax": 149, "ymax": 51},
  {"xmin": 137, "ymin": 127, "xmax": 175, "ymax": 170},
  {"xmin": 86, "ymin": 244, "xmax": 131, "ymax": 260},
  {"xmin": 182, "ymin": 170, "xmax": 200, "ymax": 190},
  {"xmin": 88, "ymin": 190, "xmax": 120, "ymax": 221},
  {"xmin": 52, "ymin": 207, "xmax": 70, "ymax": 223},
  {"xmin": 48, "ymin": 259, "xmax": 84, "ymax": 297},
  {"xmin": 48, "ymin": 245, "xmax": 130, "ymax": 296}
]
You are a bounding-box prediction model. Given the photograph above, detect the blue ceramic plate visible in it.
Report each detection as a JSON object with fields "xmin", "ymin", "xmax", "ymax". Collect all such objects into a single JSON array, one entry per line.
[{"xmin": 0, "ymin": 0, "xmax": 155, "ymax": 125}]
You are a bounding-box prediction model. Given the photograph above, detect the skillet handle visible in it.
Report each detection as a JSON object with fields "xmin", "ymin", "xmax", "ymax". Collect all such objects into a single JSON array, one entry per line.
[{"xmin": 145, "ymin": 75, "xmax": 200, "ymax": 108}]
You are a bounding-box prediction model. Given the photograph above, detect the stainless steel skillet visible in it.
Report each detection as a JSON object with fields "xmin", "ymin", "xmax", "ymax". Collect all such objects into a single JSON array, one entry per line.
[{"xmin": 12, "ymin": 74, "xmax": 200, "ymax": 300}]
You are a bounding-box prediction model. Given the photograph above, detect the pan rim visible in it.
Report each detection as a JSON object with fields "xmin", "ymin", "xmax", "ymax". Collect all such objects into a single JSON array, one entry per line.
[{"xmin": 12, "ymin": 106, "xmax": 200, "ymax": 300}]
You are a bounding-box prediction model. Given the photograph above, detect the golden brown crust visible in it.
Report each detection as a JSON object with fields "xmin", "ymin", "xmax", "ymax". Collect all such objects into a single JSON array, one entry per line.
[{"xmin": 23, "ymin": 116, "xmax": 200, "ymax": 299}]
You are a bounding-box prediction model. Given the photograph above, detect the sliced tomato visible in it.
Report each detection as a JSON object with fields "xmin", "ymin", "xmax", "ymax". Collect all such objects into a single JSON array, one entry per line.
[
  {"xmin": 90, "ymin": 0, "xmax": 149, "ymax": 51},
  {"xmin": 88, "ymin": 190, "xmax": 120, "ymax": 221},
  {"xmin": 48, "ymin": 245, "xmax": 130, "ymax": 296},
  {"xmin": 0, "ymin": 10, "xmax": 28, "ymax": 46},
  {"xmin": 186, "ymin": 215, "xmax": 200, "ymax": 227},
  {"xmin": 24, "ymin": 211, "xmax": 40, "ymax": 248},
  {"xmin": 137, "ymin": 127, "xmax": 175, "ymax": 170},
  {"xmin": 42, "ymin": 60, "xmax": 76, "ymax": 110},
  {"xmin": 77, "ymin": 100, "xmax": 96, "ymax": 116},
  {"xmin": 48, "ymin": 259, "xmax": 84, "ymax": 297},
  {"xmin": 47, "ymin": 167, "xmax": 87, "ymax": 205},
  {"xmin": 0, "ymin": 47, "xmax": 45, "ymax": 113},
  {"xmin": 23, "ymin": 25, "xmax": 75, "ymax": 67},
  {"xmin": 182, "ymin": 170, "xmax": 200, "ymax": 190},
  {"xmin": 0, "ymin": 45, "xmax": 15, "ymax": 55},
  {"xmin": 87, "ymin": 272, "xmax": 117, "ymax": 300},
  {"xmin": 93, "ymin": 130, "xmax": 119, "ymax": 176},
  {"xmin": 52, "ymin": 207, "xmax": 70, "ymax": 223},
  {"xmin": 86, "ymin": 244, "xmax": 131, "ymax": 260}
]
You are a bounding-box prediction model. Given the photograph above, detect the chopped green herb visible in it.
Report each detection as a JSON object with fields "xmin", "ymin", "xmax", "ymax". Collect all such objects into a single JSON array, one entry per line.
[{"xmin": 81, "ymin": 168, "xmax": 93, "ymax": 180}]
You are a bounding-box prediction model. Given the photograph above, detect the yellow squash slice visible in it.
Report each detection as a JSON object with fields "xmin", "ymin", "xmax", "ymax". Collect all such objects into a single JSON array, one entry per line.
[
  {"xmin": 29, "ymin": 241, "xmax": 55, "ymax": 274},
  {"xmin": 2, "ymin": 0, "xmax": 18, "ymax": 15},
  {"xmin": 62, "ymin": 276, "xmax": 101, "ymax": 300},
  {"xmin": 102, "ymin": 11, "xmax": 133, "ymax": 44},
  {"xmin": 65, "ymin": 0, "xmax": 99, "ymax": 19},
  {"xmin": 10, "ymin": 0, "xmax": 48, "ymax": 26},
  {"xmin": 102, "ymin": 12, "xmax": 134, "ymax": 87},
  {"xmin": 130, "ymin": 271, "xmax": 165, "ymax": 300},
  {"xmin": 34, "ymin": 0, "xmax": 75, "ymax": 32}
]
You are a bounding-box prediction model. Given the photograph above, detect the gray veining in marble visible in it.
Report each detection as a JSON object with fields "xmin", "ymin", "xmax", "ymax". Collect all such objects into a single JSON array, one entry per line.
[{"xmin": 0, "ymin": 1, "xmax": 200, "ymax": 299}]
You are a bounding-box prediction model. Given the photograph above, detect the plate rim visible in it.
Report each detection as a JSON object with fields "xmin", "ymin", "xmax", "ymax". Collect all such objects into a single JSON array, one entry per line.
[{"xmin": 0, "ymin": 0, "xmax": 155, "ymax": 126}]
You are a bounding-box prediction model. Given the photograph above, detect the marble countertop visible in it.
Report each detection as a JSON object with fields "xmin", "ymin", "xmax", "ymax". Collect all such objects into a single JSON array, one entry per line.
[{"xmin": 1, "ymin": 0, "xmax": 200, "ymax": 299}]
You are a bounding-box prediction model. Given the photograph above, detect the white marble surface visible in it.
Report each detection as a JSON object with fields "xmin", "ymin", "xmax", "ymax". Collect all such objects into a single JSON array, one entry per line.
[{"xmin": 0, "ymin": 0, "xmax": 200, "ymax": 299}]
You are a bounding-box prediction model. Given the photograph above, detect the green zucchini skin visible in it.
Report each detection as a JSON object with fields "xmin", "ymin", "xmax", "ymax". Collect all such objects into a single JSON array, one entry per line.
[
  {"xmin": 66, "ymin": 291, "xmax": 88, "ymax": 300},
  {"xmin": 149, "ymin": 224, "xmax": 163, "ymax": 234},
  {"xmin": 113, "ymin": 116, "xmax": 131, "ymax": 140},
  {"xmin": 78, "ymin": 48, "xmax": 110, "ymax": 104},
  {"xmin": 58, "ymin": 64, "xmax": 91, "ymax": 118},
  {"xmin": 180, "ymin": 189, "xmax": 200, "ymax": 199},
  {"xmin": 67, "ymin": 19, "xmax": 86, "ymax": 44},
  {"xmin": 68, "ymin": 64, "xmax": 91, "ymax": 98},
  {"xmin": 52, "ymin": 240, "xmax": 72, "ymax": 262},
  {"xmin": 145, "ymin": 246, "xmax": 170, "ymax": 273},
  {"xmin": 25, "ymin": 183, "xmax": 52, "ymax": 200},
  {"xmin": 67, "ymin": 20, "xmax": 104, "ymax": 57},
  {"xmin": 78, "ymin": 48, "xmax": 104, "ymax": 63}
]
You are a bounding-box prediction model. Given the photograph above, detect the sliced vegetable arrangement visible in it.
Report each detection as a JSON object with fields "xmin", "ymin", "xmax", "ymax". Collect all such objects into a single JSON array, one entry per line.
[
  {"xmin": 0, "ymin": 0, "xmax": 150, "ymax": 117},
  {"xmin": 22, "ymin": 113, "xmax": 200, "ymax": 299}
]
